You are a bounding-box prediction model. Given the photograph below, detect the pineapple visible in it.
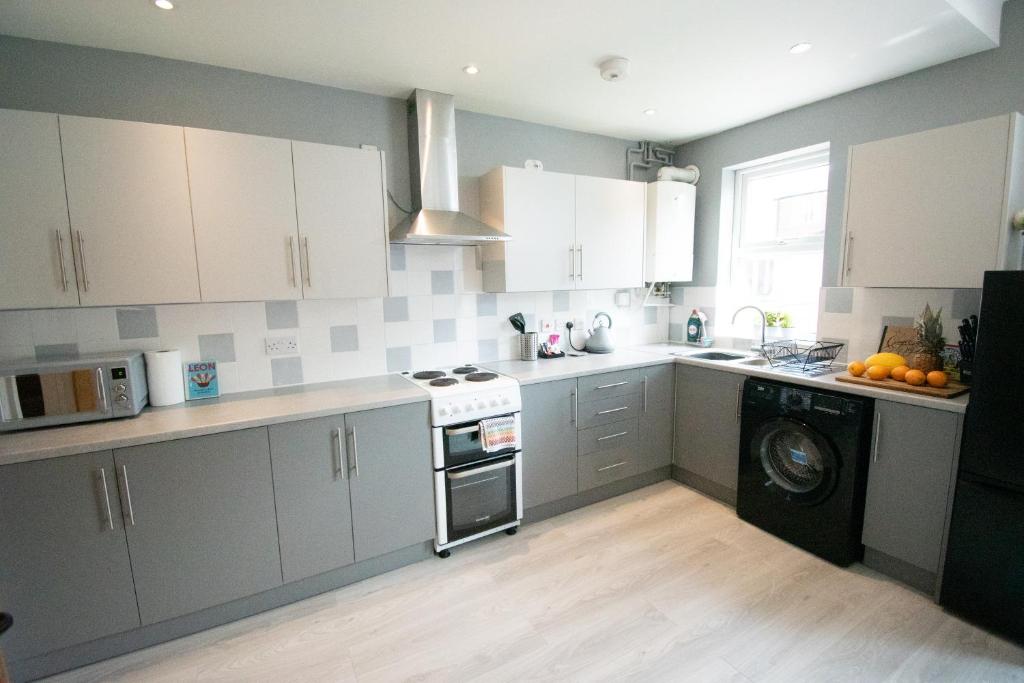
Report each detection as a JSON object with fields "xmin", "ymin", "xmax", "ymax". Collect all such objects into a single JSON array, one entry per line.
[{"xmin": 912, "ymin": 304, "xmax": 946, "ymax": 372}]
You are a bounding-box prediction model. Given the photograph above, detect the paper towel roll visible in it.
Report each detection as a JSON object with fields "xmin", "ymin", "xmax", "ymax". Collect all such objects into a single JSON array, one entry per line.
[{"xmin": 145, "ymin": 350, "xmax": 185, "ymax": 406}]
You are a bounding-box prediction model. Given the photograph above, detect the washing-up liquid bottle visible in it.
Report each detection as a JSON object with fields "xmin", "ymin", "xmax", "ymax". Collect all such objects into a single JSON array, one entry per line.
[{"xmin": 687, "ymin": 309, "xmax": 702, "ymax": 343}]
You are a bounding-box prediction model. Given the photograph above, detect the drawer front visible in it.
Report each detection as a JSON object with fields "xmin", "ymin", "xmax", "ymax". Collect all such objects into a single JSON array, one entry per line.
[
  {"xmin": 579, "ymin": 418, "xmax": 639, "ymax": 455},
  {"xmin": 577, "ymin": 393, "xmax": 640, "ymax": 429},
  {"xmin": 579, "ymin": 446, "xmax": 639, "ymax": 491},
  {"xmin": 577, "ymin": 369, "xmax": 640, "ymax": 401}
]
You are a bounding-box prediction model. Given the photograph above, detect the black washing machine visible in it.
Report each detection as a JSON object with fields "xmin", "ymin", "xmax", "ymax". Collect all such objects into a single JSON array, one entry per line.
[{"xmin": 737, "ymin": 378, "xmax": 874, "ymax": 566}]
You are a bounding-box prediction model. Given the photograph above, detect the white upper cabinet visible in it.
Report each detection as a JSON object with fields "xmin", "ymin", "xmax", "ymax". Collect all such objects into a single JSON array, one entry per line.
[
  {"xmin": 574, "ymin": 175, "xmax": 646, "ymax": 290},
  {"xmin": 0, "ymin": 109, "xmax": 78, "ymax": 310},
  {"xmin": 479, "ymin": 167, "xmax": 645, "ymax": 292},
  {"xmin": 645, "ymin": 180, "xmax": 695, "ymax": 283},
  {"xmin": 59, "ymin": 115, "xmax": 201, "ymax": 306},
  {"xmin": 292, "ymin": 142, "xmax": 389, "ymax": 299},
  {"xmin": 842, "ymin": 113, "xmax": 1024, "ymax": 288},
  {"xmin": 480, "ymin": 167, "xmax": 576, "ymax": 292},
  {"xmin": 185, "ymin": 128, "xmax": 301, "ymax": 302}
]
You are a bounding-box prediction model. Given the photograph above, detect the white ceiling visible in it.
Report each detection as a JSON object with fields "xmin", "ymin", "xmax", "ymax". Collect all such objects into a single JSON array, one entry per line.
[{"xmin": 0, "ymin": 0, "xmax": 1006, "ymax": 143}]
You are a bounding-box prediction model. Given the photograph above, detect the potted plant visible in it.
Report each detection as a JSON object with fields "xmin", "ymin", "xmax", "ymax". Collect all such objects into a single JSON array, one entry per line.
[
  {"xmin": 765, "ymin": 312, "xmax": 794, "ymax": 339},
  {"xmin": 911, "ymin": 303, "xmax": 946, "ymax": 372}
]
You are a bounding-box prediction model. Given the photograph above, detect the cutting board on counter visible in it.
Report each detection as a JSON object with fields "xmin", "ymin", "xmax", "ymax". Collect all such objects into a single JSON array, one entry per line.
[{"xmin": 835, "ymin": 374, "xmax": 970, "ymax": 398}]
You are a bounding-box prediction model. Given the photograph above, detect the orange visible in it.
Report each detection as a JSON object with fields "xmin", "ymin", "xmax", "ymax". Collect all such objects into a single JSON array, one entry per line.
[
  {"xmin": 866, "ymin": 365, "xmax": 890, "ymax": 381},
  {"xmin": 905, "ymin": 369, "xmax": 926, "ymax": 386},
  {"xmin": 848, "ymin": 361, "xmax": 866, "ymax": 377},
  {"xmin": 926, "ymin": 370, "xmax": 948, "ymax": 388},
  {"xmin": 890, "ymin": 365, "xmax": 910, "ymax": 382}
]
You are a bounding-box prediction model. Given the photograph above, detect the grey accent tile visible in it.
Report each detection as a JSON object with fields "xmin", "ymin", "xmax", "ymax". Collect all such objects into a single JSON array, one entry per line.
[
  {"xmin": 271, "ymin": 357, "xmax": 304, "ymax": 386},
  {"xmin": 330, "ymin": 325, "xmax": 359, "ymax": 352},
  {"xmin": 35, "ymin": 343, "xmax": 79, "ymax": 361},
  {"xmin": 668, "ymin": 323, "xmax": 684, "ymax": 342},
  {"xmin": 386, "ymin": 346, "xmax": 412, "ymax": 372},
  {"xmin": 881, "ymin": 316, "xmax": 915, "ymax": 327},
  {"xmin": 389, "ymin": 244, "xmax": 406, "ymax": 271},
  {"xmin": 552, "ymin": 291, "xmax": 570, "ymax": 312},
  {"xmin": 265, "ymin": 301, "xmax": 298, "ymax": 330},
  {"xmin": 951, "ymin": 289, "xmax": 982, "ymax": 319},
  {"xmin": 198, "ymin": 333, "xmax": 236, "ymax": 362},
  {"xmin": 477, "ymin": 293, "xmax": 497, "ymax": 316},
  {"xmin": 383, "ymin": 297, "xmax": 409, "ymax": 322},
  {"xmin": 477, "ymin": 339, "xmax": 498, "ymax": 362},
  {"xmin": 823, "ymin": 287, "xmax": 854, "ymax": 314},
  {"xmin": 431, "ymin": 270, "xmax": 455, "ymax": 295},
  {"xmin": 670, "ymin": 286, "xmax": 686, "ymax": 306},
  {"xmin": 433, "ymin": 319, "xmax": 456, "ymax": 343},
  {"xmin": 644, "ymin": 307, "xmax": 658, "ymax": 324},
  {"xmin": 116, "ymin": 306, "xmax": 158, "ymax": 339}
]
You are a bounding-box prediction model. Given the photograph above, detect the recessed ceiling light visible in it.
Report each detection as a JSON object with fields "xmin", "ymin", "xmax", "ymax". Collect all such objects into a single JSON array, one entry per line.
[
  {"xmin": 463, "ymin": 65, "xmax": 479, "ymax": 75},
  {"xmin": 789, "ymin": 42, "xmax": 813, "ymax": 55},
  {"xmin": 644, "ymin": 109, "xmax": 657, "ymax": 116},
  {"xmin": 154, "ymin": 0, "xmax": 174, "ymax": 9}
]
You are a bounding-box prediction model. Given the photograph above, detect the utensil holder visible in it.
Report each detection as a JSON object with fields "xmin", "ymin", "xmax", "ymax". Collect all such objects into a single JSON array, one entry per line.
[{"xmin": 519, "ymin": 332, "xmax": 538, "ymax": 361}]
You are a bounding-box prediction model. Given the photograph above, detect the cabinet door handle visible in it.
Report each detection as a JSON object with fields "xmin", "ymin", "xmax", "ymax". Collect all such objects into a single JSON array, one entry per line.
[
  {"xmin": 844, "ymin": 233, "xmax": 854, "ymax": 279},
  {"xmin": 55, "ymin": 229, "xmax": 69, "ymax": 292},
  {"xmin": 76, "ymin": 230, "xmax": 89, "ymax": 292},
  {"xmin": 873, "ymin": 411, "xmax": 882, "ymax": 463},
  {"xmin": 735, "ymin": 384, "xmax": 742, "ymax": 421},
  {"xmin": 597, "ymin": 431, "xmax": 629, "ymax": 442},
  {"xmin": 347, "ymin": 427, "xmax": 360, "ymax": 478},
  {"xmin": 98, "ymin": 467, "xmax": 114, "ymax": 531},
  {"xmin": 569, "ymin": 246, "xmax": 576, "ymax": 281},
  {"xmin": 287, "ymin": 236, "xmax": 297, "ymax": 287},
  {"xmin": 333, "ymin": 427, "xmax": 346, "ymax": 480},
  {"xmin": 598, "ymin": 461, "xmax": 628, "ymax": 473},
  {"xmin": 598, "ymin": 406, "xmax": 629, "ymax": 415},
  {"xmin": 118, "ymin": 465, "xmax": 135, "ymax": 526},
  {"xmin": 303, "ymin": 236, "xmax": 312, "ymax": 287},
  {"xmin": 570, "ymin": 389, "xmax": 577, "ymax": 425},
  {"xmin": 596, "ymin": 381, "xmax": 629, "ymax": 390},
  {"xmin": 642, "ymin": 376, "xmax": 648, "ymax": 412},
  {"xmin": 577, "ymin": 244, "xmax": 583, "ymax": 280}
]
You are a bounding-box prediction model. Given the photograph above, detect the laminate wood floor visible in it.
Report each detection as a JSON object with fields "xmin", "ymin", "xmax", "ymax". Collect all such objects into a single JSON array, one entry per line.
[{"xmin": 45, "ymin": 481, "xmax": 1024, "ymax": 682}]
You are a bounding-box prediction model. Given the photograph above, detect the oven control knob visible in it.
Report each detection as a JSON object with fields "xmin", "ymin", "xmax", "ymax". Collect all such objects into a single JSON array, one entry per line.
[
  {"xmin": 113, "ymin": 382, "xmax": 127, "ymax": 393},
  {"xmin": 115, "ymin": 394, "xmax": 128, "ymax": 405},
  {"xmin": 501, "ymin": 397, "xmax": 511, "ymax": 405},
  {"xmin": 439, "ymin": 407, "xmax": 449, "ymax": 416},
  {"xmin": 489, "ymin": 399, "xmax": 498, "ymax": 407},
  {"xmin": 451, "ymin": 405, "xmax": 461, "ymax": 413},
  {"xmin": 476, "ymin": 401, "xmax": 486, "ymax": 410}
]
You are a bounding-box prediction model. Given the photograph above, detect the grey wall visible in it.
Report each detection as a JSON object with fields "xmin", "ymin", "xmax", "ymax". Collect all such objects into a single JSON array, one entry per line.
[
  {"xmin": 677, "ymin": 0, "xmax": 1024, "ymax": 287},
  {"xmin": 0, "ymin": 35, "xmax": 636, "ymax": 218}
]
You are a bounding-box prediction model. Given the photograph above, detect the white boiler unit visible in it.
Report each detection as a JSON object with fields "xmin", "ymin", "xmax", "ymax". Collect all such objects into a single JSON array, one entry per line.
[{"xmin": 645, "ymin": 180, "xmax": 695, "ymax": 282}]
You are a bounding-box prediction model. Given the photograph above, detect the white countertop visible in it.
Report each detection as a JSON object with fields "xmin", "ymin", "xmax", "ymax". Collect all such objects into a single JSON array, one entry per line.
[
  {"xmin": 488, "ymin": 343, "xmax": 969, "ymax": 415},
  {"xmin": 0, "ymin": 374, "xmax": 428, "ymax": 466}
]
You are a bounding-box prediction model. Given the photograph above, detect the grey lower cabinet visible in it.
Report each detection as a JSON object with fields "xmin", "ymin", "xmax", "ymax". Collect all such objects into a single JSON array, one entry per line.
[
  {"xmin": 520, "ymin": 378, "xmax": 579, "ymax": 508},
  {"xmin": 862, "ymin": 400, "xmax": 961, "ymax": 579},
  {"xmin": 114, "ymin": 428, "xmax": 283, "ymax": 625},
  {"xmin": 0, "ymin": 450, "xmax": 140, "ymax": 662},
  {"xmin": 638, "ymin": 363, "xmax": 674, "ymax": 472},
  {"xmin": 673, "ymin": 364, "xmax": 745, "ymax": 500},
  {"xmin": 345, "ymin": 402, "xmax": 434, "ymax": 561},
  {"xmin": 269, "ymin": 415, "xmax": 355, "ymax": 583}
]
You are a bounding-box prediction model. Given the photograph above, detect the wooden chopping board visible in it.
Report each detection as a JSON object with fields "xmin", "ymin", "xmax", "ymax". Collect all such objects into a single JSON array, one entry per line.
[{"xmin": 835, "ymin": 374, "xmax": 970, "ymax": 398}]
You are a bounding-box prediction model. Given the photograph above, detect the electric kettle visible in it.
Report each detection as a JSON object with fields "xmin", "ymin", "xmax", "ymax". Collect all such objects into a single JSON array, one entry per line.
[{"xmin": 584, "ymin": 312, "xmax": 615, "ymax": 354}]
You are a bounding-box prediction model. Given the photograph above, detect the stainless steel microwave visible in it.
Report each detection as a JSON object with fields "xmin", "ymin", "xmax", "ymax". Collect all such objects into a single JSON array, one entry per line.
[{"xmin": 0, "ymin": 352, "xmax": 148, "ymax": 432}]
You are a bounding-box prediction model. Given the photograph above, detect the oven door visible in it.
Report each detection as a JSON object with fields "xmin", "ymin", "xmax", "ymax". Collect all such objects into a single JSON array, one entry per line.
[
  {"xmin": 0, "ymin": 366, "xmax": 111, "ymax": 430},
  {"xmin": 439, "ymin": 414, "xmax": 519, "ymax": 469},
  {"xmin": 445, "ymin": 454, "xmax": 519, "ymax": 543}
]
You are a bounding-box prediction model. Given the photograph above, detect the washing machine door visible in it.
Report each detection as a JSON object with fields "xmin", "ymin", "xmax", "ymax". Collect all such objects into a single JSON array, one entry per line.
[{"xmin": 751, "ymin": 417, "xmax": 839, "ymax": 505}]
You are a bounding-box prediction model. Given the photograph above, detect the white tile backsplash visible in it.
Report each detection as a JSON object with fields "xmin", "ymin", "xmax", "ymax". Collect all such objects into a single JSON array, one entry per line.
[{"xmin": 0, "ymin": 245, "xmax": 668, "ymax": 392}]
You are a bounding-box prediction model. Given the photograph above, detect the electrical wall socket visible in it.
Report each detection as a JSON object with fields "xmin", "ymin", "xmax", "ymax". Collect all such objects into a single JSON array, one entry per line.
[
  {"xmin": 265, "ymin": 335, "xmax": 299, "ymax": 356},
  {"xmin": 540, "ymin": 319, "xmax": 555, "ymax": 334}
]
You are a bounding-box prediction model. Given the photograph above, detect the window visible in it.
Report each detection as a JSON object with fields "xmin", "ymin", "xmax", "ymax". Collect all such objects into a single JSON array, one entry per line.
[{"xmin": 718, "ymin": 145, "xmax": 829, "ymax": 338}]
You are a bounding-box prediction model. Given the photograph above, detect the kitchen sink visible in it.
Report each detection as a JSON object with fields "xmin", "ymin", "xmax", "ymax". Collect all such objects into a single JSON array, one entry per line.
[
  {"xmin": 690, "ymin": 351, "xmax": 748, "ymax": 361},
  {"xmin": 738, "ymin": 358, "xmax": 771, "ymax": 366}
]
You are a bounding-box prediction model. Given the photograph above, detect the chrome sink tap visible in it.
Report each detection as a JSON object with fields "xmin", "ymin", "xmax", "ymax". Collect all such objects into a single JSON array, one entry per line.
[{"xmin": 732, "ymin": 305, "xmax": 767, "ymax": 351}]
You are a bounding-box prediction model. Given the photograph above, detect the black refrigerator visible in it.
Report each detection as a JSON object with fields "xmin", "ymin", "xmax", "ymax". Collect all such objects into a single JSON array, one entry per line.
[{"xmin": 940, "ymin": 271, "xmax": 1024, "ymax": 644}]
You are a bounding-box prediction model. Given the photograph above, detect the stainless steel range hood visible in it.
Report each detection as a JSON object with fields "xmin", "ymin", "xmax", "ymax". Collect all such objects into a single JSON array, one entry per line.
[{"xmin": 389, "ymin": 90, "xmax": 510, "ymax": 245}]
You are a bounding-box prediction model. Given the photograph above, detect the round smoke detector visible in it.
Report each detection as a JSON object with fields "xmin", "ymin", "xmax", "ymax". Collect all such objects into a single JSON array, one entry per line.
[{"xmin": 598, "ymin": 57, "xmax": 630, "ymax": 82}]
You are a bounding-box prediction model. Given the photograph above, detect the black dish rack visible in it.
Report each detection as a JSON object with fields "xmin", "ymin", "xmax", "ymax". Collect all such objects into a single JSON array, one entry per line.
[{"xmin": 760, "ymin": 339, "xmax": 845, "ymax": 373}]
